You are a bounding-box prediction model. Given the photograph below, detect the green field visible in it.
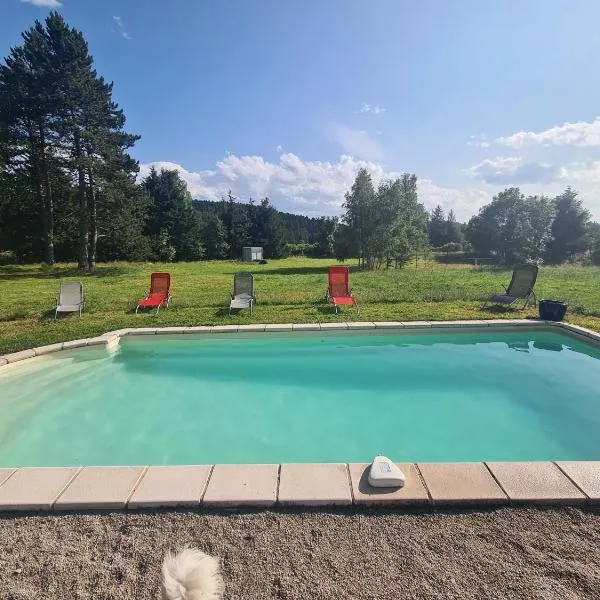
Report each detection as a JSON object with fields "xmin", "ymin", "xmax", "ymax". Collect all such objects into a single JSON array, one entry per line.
[{"xmin": 0, "ymin": 257, "xmax": 599, "ymax": 354}]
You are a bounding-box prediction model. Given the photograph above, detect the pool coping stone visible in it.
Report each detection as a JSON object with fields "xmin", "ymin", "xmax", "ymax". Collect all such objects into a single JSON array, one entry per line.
[
  {"xmin": 349, "ymin": 463, "xmax": 430, "ymax": 505},
  {"xmin": 54, "ymin": 466, "xmax": 146, "ymax": 510},
  {"xmin": 555, "ymin": 461, "xmax": 600, "ymax": 501},
  {"xmin": 278, "ymin": 463, "xmax": 352, "ymax": 506},
  {"xmin": 0, "ymin": 461, "xmax": 596, "ymax": 511},
  {"xmin": 417, "ymin": 462, "xmax": 508, "ymax": 505},
  {"xmin": 128, "ymin": 465, "xmax": 212, "ymax": 509},
  {"xmin": 486, "ymin": 461, "xmax": 588, "ymax": 504},
  {"xmin": 0, "ymin": 467, "xmax": 80, "ymax": 511},
  {"xmin": 203, "ymin": 464, "xmax": 279, "ymax": 507}
]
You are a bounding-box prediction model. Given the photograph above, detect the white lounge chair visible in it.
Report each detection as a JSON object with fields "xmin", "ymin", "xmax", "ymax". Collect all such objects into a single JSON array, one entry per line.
[
  {"xmin": 55, "ymin": 281, "xmax": 84, "ymax": 318},
  {"xmin": 229, "ymin": 272, "xmax": 255, "ymax": 315}
]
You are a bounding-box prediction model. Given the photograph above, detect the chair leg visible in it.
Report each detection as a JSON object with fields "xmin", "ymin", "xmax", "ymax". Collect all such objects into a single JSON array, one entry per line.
[{"xmin": 135, "ymin": 305, "xmax": 140, "ymax": 314}]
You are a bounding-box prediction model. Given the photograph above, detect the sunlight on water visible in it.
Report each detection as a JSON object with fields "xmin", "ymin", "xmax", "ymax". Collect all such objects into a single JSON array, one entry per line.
[{"xmin": 1, "ymin": 329, "xmax": 600, "ymax": 466}]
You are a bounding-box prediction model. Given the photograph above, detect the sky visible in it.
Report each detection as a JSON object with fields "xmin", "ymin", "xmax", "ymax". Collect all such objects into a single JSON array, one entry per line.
[{"xmin": 3, "ymin": 0, "xmax": 600, "ymax": 221}]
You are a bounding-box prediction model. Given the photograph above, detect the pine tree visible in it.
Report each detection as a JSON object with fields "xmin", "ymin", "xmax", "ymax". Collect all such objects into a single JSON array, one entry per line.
[
  {"xmin": 428, "ymin": 205, "xmax": 446, "ymax": 247},
  {"xmin": 249, "ymin": 198, "xmax": 287, "ymax": 258},
  {"xmin": 0, "ymin": 12, "xmax": 141, "ymax": 268},
  {"xmin": 143, "ymin": 168, "xmax": 203, "ymax": 260},
  {"xmin": 547, "ymin": 187, "xmax": 590, "ymax": 263},
  {"xmin": 203, "ymin": 214, "xmax": 230, "ymax": 259},
  {"xmin": 0, "ymin": 17, "xmax": 63, "ymax": 264},
  {"xmin": 444, "ymin": 209, "xmax": 464, "ymax": 245}
]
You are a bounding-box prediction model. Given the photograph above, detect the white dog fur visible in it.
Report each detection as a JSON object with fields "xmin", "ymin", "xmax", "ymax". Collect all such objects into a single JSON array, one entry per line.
[{"xmin": 161, "ymin": 547, "xmax": 224, "ymax": 600}]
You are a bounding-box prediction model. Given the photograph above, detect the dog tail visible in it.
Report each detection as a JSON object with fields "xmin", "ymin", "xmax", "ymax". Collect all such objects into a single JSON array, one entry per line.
[{"xmin": 162, "ymin": 548, "xmax": 224, "ymax": 600}]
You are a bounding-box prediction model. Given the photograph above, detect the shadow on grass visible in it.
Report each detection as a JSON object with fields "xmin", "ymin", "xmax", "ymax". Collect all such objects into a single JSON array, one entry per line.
[{"xmin": 0, "ymin": 265, "xmax": 127, "ymax": 280}]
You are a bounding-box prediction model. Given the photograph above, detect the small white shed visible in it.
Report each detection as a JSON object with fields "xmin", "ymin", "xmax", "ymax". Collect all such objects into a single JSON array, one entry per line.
[{"xmin": 242, "ymin": 246, "xmax": 263, "ymax": 262}]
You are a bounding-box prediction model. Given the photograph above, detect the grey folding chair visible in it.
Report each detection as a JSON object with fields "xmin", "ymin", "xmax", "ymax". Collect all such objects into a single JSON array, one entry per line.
[
  {"xmin": 229, "ymin": 272, "xmax": 256, "ymax": 315},
  {"xmin": 484, "ymin": 264, "xmax": 538, "ymax": 310},
  {"xmin": 55, "ymin": 281, "xmax": 85, "ymax": 318}
]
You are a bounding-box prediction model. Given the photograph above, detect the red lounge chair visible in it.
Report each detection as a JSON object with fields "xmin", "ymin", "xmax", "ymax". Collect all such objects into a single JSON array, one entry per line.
[
  {"xmin": 326, "ymin": 265, "xmax": 358, "ymax": 314},
  {"xmin": 136, "ymin": 272, "xmax": 172, "ymax": 314}
]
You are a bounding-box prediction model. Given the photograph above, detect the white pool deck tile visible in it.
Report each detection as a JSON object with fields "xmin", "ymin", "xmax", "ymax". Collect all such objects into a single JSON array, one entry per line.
[
  {"xmin": 399, "ymin": 321, "xmax": 432, "ymax": 328},
  {"xmin": 4, "ymin": 349, "xmax": 36, "ymax": 363},
  {"xmin": 560, "ymin": 323, "xmax": 600, "ymax": 339},
  {"xmin": 34, "ymin": 343, "xmax": 64, "ymax": 355},
  {"xmin": 0, "ymin": 357, "xmax": 8, "ymax": 366},
  {"xmin": 264, "ymin": 324, "xmax": 294, "ymax": 331},
  {"xmin": 61, "ymin": 339, "xmax": 91, "ymax": 350},
  {"xmin": 319, "ymin": 322, "xmax": 349, "ymax": 329},
  {"xmin": 292, "ymin": 323, "xmax": 321, "ymax": 330},
  {"xmin": 431, "ymin": 320, "xmax": 490, "ymax": 327},
  {"xmin": 0, "ymin": 469, "xmax": 16, "ymax": 486},
  {"xmin": 486, "ymin": 461, "xmax": 587, "ymax": 504},
  {"xmin": 237, "ymin": 324, "xmax": 267, "ymax": 331},
  {"xmin": 555, "ymin": 462, "xmax": 600, "ymax": 501},
  {"xmin": 185, "ymin": 326, "xmax": 213, "ymax": 334},
  {"xmin": 349, "ymin": 463, "xmax": 429, "ymax": 505},
  {"xmin": 128, "ymin": 465, "xmax": 212, "ymax": 508},
  {"xmin": 127, "ymin": 328, "xmax": 158, "ymax": 335},
  {"xmin": 0, "ymin": 467, "xmax": 79, "ymax": 511},
  {"xmin": 278, "ymin": 463, "xmax": 352, "ymax": 506},
  {"xmin": 484, "ymin": 319, "xmax": 535, "ymax": 327},
  {"xmin": 155, "ymin": 327, "xmax": 189, "ymax": 334},
  {"xmin": 54, "ymin": 466, "xmax": 145, "ymax": 510},
  {"xmin": 417, "ymin": 463, "xmax": 508, "ymax": 505},
  {"xmin": 203, "ymin": 464, "xmax": 278, "ymax": 507},
  {"xmin": 211, "ymin": 325, "xmax": 239, "ymax": 333},
  {"xmin": 86, "ymin": 337, "xmax": 110, "ymax": 346},
  {"xmin": 345, "ymin": 322, "xmax": 377, "ymax": 329},
  {"xmin": 372, "ymin": 321, "xmax": 404, "ymax": 328}
]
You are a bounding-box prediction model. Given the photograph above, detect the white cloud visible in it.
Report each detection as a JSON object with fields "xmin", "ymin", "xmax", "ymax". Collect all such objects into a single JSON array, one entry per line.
[
  {"xmin": 20, "ymin": 0, "xmax": 62, "ymax": 6},
  {"xmin": 467, "ymin": 134, "xmax": 490, "ymax": 148},
  {"xmin": 325, "ymin": 123, "xmax": 384, "ymax": 161},
  {"xmin": 359, "ymin": 103, "xmax": 386, "ymax": 115},
  {"xmin": 139, "ymin": 153, "xmax": 488, "ymax": 221},
  {"xmin": 112, "ymin": 15, "xmax": 133, "ymax": 40},
  {"xmin": 275, "ymin": 145, "xmax": 284, "ymax": 153},
  {"xmin": 495, "ymin": 117, "xmax": 600, "ymax": 148},
  {"xmin": 467, "ymin": 156, "xmax": 560, "ymax": 185}
]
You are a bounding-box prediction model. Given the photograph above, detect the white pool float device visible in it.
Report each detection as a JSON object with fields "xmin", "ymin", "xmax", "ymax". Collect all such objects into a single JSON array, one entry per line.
[{"xmin": 368, "ymin": 455, "xmax": 405, "ymax": 488}]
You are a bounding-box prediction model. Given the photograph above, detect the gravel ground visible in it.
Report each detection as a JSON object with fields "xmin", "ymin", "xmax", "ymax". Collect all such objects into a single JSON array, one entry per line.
[{"xmin": 1, "ymin": 507, "xmax": 600, "ymax": 599}]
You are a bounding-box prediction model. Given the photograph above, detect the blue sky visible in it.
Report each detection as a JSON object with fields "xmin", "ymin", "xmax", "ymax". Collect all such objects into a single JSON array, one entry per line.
[{"xmin": 4, "ymin": 0, "xmax": 600, "ymax": 220}]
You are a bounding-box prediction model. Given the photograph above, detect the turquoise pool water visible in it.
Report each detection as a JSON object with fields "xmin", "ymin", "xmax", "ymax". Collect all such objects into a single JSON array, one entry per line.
[{"xmin": 1, "ymin": 328, "xmax": 600, "ymax": 466}]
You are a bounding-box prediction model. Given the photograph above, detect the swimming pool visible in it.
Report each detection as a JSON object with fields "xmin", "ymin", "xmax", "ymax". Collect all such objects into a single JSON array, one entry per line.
[{"xmin": 1, "ymin": 326, "xmax": 600, "ymax": 467}]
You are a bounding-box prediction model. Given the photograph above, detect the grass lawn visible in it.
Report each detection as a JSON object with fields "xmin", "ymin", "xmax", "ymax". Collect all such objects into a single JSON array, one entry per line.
[{"xmin": 1, "ymin": 257, "xmax": 599, "ymax": 354}]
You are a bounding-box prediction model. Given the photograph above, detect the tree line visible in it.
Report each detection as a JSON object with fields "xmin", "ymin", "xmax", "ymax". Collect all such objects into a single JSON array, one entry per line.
[{"xmin": 465, "ymin": 187, "xmax": 600, "ymax": 265}]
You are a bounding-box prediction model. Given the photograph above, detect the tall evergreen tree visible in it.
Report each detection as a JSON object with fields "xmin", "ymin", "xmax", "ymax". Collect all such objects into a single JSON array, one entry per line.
[
  {"xmin": 0, "ymin": 17, "xmax": 63, "ymax": 264},
  {"xmin": 444, "ymin": 209, "xmax": 464, "ymax": 245},
  {"xmin": 547, "ymin": 187, "xmax": 590, "ymax": 263},
  {"xmin": 0, "ymin": 12, "xmax": 141, "ymax": 268},
  {"xmin": 202, "ymin": 214, "xmax": 230, "ymax": 259},
  {"xmin": 143, "ymin": 167, "xmax": 203, "ymax": 260},
  {"xmin": 428, "ymin": 205, "xmax": 446, "ymax": 247},
  {"xmin": 249, "ymin": 197, "xmax": 287, "ymax": 258}
]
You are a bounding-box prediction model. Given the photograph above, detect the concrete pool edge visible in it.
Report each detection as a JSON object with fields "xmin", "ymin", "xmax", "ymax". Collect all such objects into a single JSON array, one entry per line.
[
  {"xmin": 1, "ymin": 319, "xmax": 600, "ymax": 368},
  {"xmin": 0, "ymin": 461, "xmax": 598, "ymax": 511},
  {"xmin": 1, "ymin": 319, "xmax": 599, "ymax": 511}
]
